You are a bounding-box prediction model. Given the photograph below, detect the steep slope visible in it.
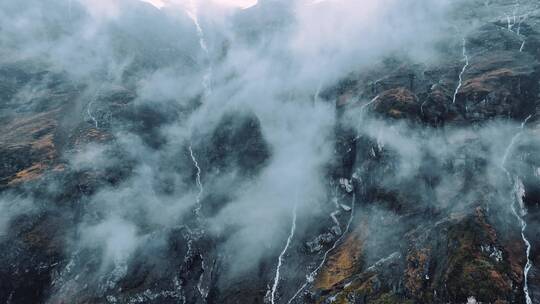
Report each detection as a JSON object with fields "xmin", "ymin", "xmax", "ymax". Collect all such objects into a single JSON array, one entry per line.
[{"xmin": 1, "ymin": 1, "xmax": 540, "ymax": 304}]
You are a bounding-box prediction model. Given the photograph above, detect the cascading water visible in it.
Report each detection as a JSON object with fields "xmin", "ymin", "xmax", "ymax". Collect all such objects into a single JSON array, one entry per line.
[
  {"xmin": 197, "ymin": 254, "xmax": 212, "ymax": 300},
  {"xmin": 185, "ymin": 0, "xmax": 211, "ymax": 217},
  {"xmin": 500, "ymin": 114, "xmax": 533, "ymax": 304},
  {"xmin": 452, "ymin": 37, "xmax": 469, "ymax": 104},
  {"xmin": 511, "ymin": 178, "xmax": 533, "ymax": 304},
  {"xmin": 287, "ymin": 192, "xmax": 356, "ymax": 304},
  {"xmin": 184, "ymin": 3, "xmax": 213, "ymax": 300},
  {"xmin": 86, "ymin": 88, "xmax": 101, "ymax": 129},
  {"xmin": 269, "ymin": 203, "xmax": 298, "ymax": 304},
  {"xmin": 189, "ymin": 145, "xmax": 204, "ymax": 217},
  {"xmin": 187, "ymin": 143, "xmax": 208, "ymax": 301},
  {"xmin": 505, "ymin": 0, "xmax": 528, "ymax": 52},
  {"xmin": 87, "ymin": 101, "xmax": 98, "ymax": 129},
  {"xmin": 186, "ymin": 0, "xmax": 212, "ymax": 98}
]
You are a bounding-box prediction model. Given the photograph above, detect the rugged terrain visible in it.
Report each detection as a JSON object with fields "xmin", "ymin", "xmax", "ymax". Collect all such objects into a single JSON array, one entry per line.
[{"xmin": 2, "ymin": 0, "xmax": 540, "ymax": 303}]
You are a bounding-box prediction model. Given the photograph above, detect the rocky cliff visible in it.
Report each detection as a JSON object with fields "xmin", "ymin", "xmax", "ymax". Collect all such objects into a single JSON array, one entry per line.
[{"xmin": 2, "ymin": 0, "xmax": 540, "ymax": 304}]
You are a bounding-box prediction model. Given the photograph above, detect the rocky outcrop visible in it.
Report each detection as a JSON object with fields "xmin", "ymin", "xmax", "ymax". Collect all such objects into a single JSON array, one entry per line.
[
  {"xmin": 2, "ymin": 1, "xmax": 540, "ymax": 304},
  {"xmin": 307, "ymin": 4, "xmax": 540, "ymax": 303}
]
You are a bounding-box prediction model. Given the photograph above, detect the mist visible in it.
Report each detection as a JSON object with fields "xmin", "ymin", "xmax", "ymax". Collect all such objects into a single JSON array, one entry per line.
[{"xmin": 2, "ymin": 0, "xmax": 539, "ymax": 303}]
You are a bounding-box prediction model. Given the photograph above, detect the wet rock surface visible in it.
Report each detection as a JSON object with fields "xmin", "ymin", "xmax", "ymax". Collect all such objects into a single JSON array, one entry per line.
[{"xmin": 2, "ymin": 0, "xmax": 540, "ymax": 304}]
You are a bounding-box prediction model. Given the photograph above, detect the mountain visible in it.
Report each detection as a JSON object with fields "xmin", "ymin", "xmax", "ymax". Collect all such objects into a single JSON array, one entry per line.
[{"xmin": 1, "ymin": 0, "xmax": 540, "ymax": 303}]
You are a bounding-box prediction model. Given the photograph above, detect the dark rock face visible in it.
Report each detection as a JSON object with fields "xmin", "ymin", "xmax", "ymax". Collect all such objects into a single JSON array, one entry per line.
[
  {"xmin": 372, "ymin": 88, "xmax": 420, "ymax": 121},
  {"xmin": 204, "ymin": 111, "xmax": 271, "ymax": 177},
  {"xmin": 2, "ymin": 1, "xmax": 540, "ymax": 304},
  {"xmin": 292, "ymin": 1, "xmax": 540, "ymax": 303}
]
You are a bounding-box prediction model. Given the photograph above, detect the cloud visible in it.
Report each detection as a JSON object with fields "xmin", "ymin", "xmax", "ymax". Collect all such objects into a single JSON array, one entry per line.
[
  {"xmin": 68, "ymin": 0, "xmax": 457, "ymax": 281},
  {"xmin": 0, "ymin": 196, "xmax": 34, "ymax": 237},
  {"xmin": 7, "ymin": 0, "xmax": 510, "ymax": 300},
  {"xmin": 79, "ymin": 217, "xmax": 140, "ymax": 272}
]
